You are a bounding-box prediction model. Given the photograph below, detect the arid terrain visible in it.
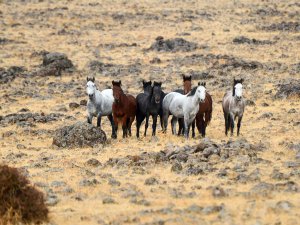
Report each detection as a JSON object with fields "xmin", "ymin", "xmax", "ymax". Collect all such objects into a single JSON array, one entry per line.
[{"xmin": 0, "ymin": 0, "xmax": 300, "ymax": 224}]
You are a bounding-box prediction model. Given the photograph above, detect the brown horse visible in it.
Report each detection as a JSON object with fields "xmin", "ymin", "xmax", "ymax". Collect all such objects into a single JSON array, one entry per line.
[
  {"xmin": 112, "ymin": 80, "xmax": 136, "ymax": 138},
  {"xmin": 196, "ymin": 82, "xmax": 212, "ymax": 137}
]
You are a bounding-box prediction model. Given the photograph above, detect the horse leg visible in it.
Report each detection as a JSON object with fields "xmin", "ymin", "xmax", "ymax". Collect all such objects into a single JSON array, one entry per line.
[
  {"xmin": 203, "ymin": 112, "xmax": 210, "ymax": 137},
  {"xmin": 128, "ymin": 116, "xmax": 135, "ymax": 137},
  {"xmin": 108, "ymin": 114, "xmax": 117, "ymax": 139},
  {"xmin": 152, "ymin": 114, "xmax": 158, "ymax": 136},
  {"xmin": 87, "ymin": 114, "xmax": 93, "ymax": 124},
  {"xmin": 113, "ymin": 115, "xmax": 118, "ymax": 139},
  {"xmin": 223, "ymin": 113, "xmax": 228, "ymax": 136},
  {"xmin": 97, "ymin": 112, "xmax": 102, "ymax": 128},
  {"xmin": 230, "ymin": 113, "xmax": 234, "ymax": 136},
  {"xmin": 237, "ymin": 116, "xmax": 243, "ymax": 136},
  {"xmin": 177, "ymin": 118, "xmax": 183, "ymax": 136},
  {"xmin": 192, "ymin": 119, "xmax": 196, "ymax": 138},
  {"xmin": 171, "ymin": 116, "xmax": 177, "ymax": 135},
  {"xmin": 144, "ymin": 113, "xmax": 149, "ymax": 137},
  {"xmin": 162, "ymin": 110, "xmax": 169, "ymax": 133},
  {"xmin": 122, "ymin": 116, "xmax": 128, "ymax": 138},
  {"xmin": 184, "ymin": 118, "xmax": 190, "ymax": 139},
  {"xmin": 136, "ymin": 113, "xmax": 144, "ymax": 138}
]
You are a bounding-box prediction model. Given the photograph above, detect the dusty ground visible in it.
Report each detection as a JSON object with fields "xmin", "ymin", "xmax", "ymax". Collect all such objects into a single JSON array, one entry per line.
[{"xmin": 0, "ymin": 0, "xmax": 300, "ymax": 224}]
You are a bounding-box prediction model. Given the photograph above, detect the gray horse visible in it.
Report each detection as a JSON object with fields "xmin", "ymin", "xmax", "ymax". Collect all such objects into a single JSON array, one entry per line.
[
  {"xmin": 222, "ymin": 78, "xmax": 245, "ymax": 136},
  {"xmin": 86, "ymin": 77, "xmax": 116, "ymax": 138},
  {"xmin": 162, "ymin": 83, "xmax": 206, "ymax": 139}
]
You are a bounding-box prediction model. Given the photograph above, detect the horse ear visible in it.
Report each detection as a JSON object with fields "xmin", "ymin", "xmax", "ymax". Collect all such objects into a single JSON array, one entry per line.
[
  {"xmin": 198, "ymin": 82, "xmax": 200, "ymax": 86},
  {"xmin": 92, "ymin": 77, "xmax": 95, "ymax": 82},
  {"xmin": 204, "ymin": 82, "xmax": 206, "ymax": 87},
  {"xmin": 240, "ymin": 78, "xmax": 244, "ymax": 83},
  {"xmin": 112, "ymin": 80, "xmax": 115, "ymax": 85},
  {"xmin": 158, "ymin": 81, "xmax": 162, "ymax": 86},
  {"xmin": 142, "ymin": 80, "xmax": 146, "ymax": 85},
  {"xmin": 119, "ymin": 80, "xmax": 122, "ymax": 86},
  {"xmin": 87, "ymin": 77, "xmax": 89, "ymax": 82}
]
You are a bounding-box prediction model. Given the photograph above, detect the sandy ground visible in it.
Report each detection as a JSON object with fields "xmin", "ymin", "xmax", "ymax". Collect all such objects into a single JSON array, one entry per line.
[{"xmin": 0, "ymin": 0, "xmax": 300, "ymax": 224}]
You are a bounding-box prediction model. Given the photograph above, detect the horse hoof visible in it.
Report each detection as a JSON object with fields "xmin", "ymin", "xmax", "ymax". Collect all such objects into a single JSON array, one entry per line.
[{"xmin": 111, "ymin": 134, "xmax": 117, "ymax": 139}]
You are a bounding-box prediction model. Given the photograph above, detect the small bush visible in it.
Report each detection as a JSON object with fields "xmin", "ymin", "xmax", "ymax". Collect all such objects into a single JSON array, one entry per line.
[{"xmin": 0, "ymin": 165, "xmax": 49, "ymax": 224}]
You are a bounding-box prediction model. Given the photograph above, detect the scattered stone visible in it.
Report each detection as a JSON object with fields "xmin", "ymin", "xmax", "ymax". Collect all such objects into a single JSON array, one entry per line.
[
  {"xmin": 144, "ymin": 177, "xmax": 159, "ymax": 185},
  {"xmin": 108, "ymin": 178, "xmax": 121, "ymax": 186},
  {"xmin": 171, "ymin": 161, "xmax": 183, "ymax": 173},
  {"xmin": 258, "ymin": 112, "xmax": 273, "ymax": 119},
  {"xmin": 69, "ymin": 102, "xmax": 80, "ymax": 110},
  {"xmin": 0, "ymin": 66, "xmax": 26, "ymax": 84},
  {"xmin": 147, "ymin": 36, "xmax": 197, "ymax": 52},
  {"xmin": 233, "ymin": 36, "xmax": 273, "ymax": 45},
  {"xmin": 102, "ymin": 197, "xmax": 116, "ymax": 204},
  {"xmin": 211, "ymin": 186, "xmax": 226, "ymax": 198},
  {"xmin": 85, "ymin": 158, "xmax": 102, "ymax": 167},
  {"xmin": 251, "ymin": 182, "xmax": 274, "ymax": 194},
  {"xmin": 262, "ymin": 22, "xmax": 300, "ymax": 32},
  {"xmin": 79, "ymin": 178, "xmax": 99, "ymax": 187},
  {"xmin": 275, "ymin": 201, "xmax": 294, "ymax": 212},
  {"xmin": 275, "ymin": 80, "xmax": 300, "ymax": 99},
  {"xmin": 80, "ymin": 99, "xmax": 87, "ymax": 106},
  {"xmin": 150, "ymin": 57, "xmax": 162, "ymax": 64},
  {"xmin": 52, "ymin": 122, "xmax": 106, "ymax": 148}
]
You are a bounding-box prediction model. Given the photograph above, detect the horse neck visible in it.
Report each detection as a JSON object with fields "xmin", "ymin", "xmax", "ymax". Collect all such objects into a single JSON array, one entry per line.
[
  {"xmin": 118, "ymin": 89, "xmax": 128, "ymax": 106},
  {"xmin": 184, "ymin": 81, "xmax": 191, "ymax": 94},
  {"xmin": 188, "ymin": 93, "xmax": 200, "ymax": 107}
]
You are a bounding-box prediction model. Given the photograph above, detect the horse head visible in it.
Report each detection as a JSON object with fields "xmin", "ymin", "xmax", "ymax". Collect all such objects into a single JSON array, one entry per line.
[
  {"xmin": 152, "ymin": 81, "xmax": 162, "ymax": 104},
  {"xmin": 142, "ymin": 80, "xmax": 152, "ymax": 93},
  {"xmin": 233, "ymin": 78, "xmax": 244, "ymax": 101},
  {"xmin": 183, "ymin": 74, "xmax": 192, "ymax": 94},
  {"xmin": 197, "ymin": 82, "xmax": 206, "ymax": 103},
  {"xmin": 86, "ymin": 77, "xmax": 96, "ymax": 100},
  {"xmin": 112, "ymin": 80, "xmax": 122, "ymax": 103}
]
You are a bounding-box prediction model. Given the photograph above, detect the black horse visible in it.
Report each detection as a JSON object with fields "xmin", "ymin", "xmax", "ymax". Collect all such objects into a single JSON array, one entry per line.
[{"xmin": 136, "ymin": 81, "xmax": 164, "ymax": 138}]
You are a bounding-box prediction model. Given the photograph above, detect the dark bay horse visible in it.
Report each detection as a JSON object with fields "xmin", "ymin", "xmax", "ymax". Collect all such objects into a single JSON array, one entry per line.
[
  {"xmin": 112, "ymin": 80, "xmax": 137, "ymax": 138},
  {"xmin": 196, "ymin": 82, "xmax": 213, "ymax": 137},
  {"xmin": 136, "ymin": 81, "xmax": 163, "ymax": 138}
]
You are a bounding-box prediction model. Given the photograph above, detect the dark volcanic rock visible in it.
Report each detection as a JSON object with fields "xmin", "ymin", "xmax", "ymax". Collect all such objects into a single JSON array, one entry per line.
[
  {"xmin": 262, "ymin": 22, "xmax": 300, "ymax": 32},
  {"xmin": 52, "ymin": 122, "xmax": 106, "ymax": 148},
  {"xmin": 144, "ymin": 177, "xmax": 159, "ymax": 185},
  {"xmin": 251, "ymin": 182, "xmax": 274, "ymax": 194},
  {"xmin": 69, "ymin": 102, "xmax": 80, "ymax": 110},
  {"xmin": 85, "ymin": 158, "xmax": 102, "ymax": 167},
  {"xmin": 0, "ymin": 66, "xmax": 26, "ymax": 84},
  {"xmin": 147, "ymin": 36, "xmax": 197, "ymax": 52},
  {"xmin": 233, "ymin": 36, "xmax": 273, "ymax": 45},
  {"xmin": 1, "ymin": 112, "xmax": 65, "ymax": 126},
  {"xmin": 275, "ymin": 80, "xmax": 300, "ymax": 99}
]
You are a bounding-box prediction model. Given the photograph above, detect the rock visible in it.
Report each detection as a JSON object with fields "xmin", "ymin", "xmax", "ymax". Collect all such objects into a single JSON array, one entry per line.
[
  {"xmin": 80, "ymin": 99, "xmax": 87, "ymax": 106},
  {"xmin": 211, "ymin": 186, "xmax": 226, "ymax": 198},
  {"xmin": 285, "ymin": 161, "xmax": 300, "ymax": 168},
  {"xmin": 130, "ymin": 198, "xmax": 151, "ymax": 206},
  {"xmin": 262, "ymin": 22, "xmax": 300, "ymax": 32},
  {"xmin": 150, "ymin": 57, "xmax": 161, "ymax": 64},
  {"xmin": 233, "ymin": 36, "xmax": 273, "ymax": 45},
  {"xmin": 275, "ymin": 201, "xmax": 294, "ymax": 212},
  {"xmin": 271, "ymin": 169, "xmax": 289, "ymax": 180},
  {"xmin": 108, "ymin": 178, "xmax": 121, "ymax": 186},
  {"xmin": 52, "ymin": 122, "xmax": 106, "ymax": 148},
  {"xmin": 46, "ymin": 194, "xmax": 59, "ymax": 206},
  {"xmin": 275, "ymin": 80, "xmax": 300, "ymax": 99},
  {"xmin": 102, "ymin": 197, "xmax": 116, "ymax": 204},
  {"xmin": 51, "ymin": 181, "xmax": 67, "ymax": 187},
  {"xmin": 147, "ymin": 36, "xmax": 197, "ymax": 52},
  {"xmin": 69, "ymin": 102, "xmax": 80, "ymax": 110},
  {"xmin": 202, "ymin": 205, "xmax": 223, "ymax": 215},
  {"xmin": 0, "ymin": 66, "xmax": 26, "ymax": 84},
  {"xmin": 258, "ymin": 112, "xmax": 273, "ymax": 119},
  {"xmin": 288, "ymin": 108, "xmax": 297, "ymax": 113},
  {"xmin": 245, "ymin": 99, "xmax": 256, "ymax": 106},
  {"xmin": 144, "ymin": 177, "xmax": 159, "ymax": 185},
  {"xmin": 171, "ymin": 161, "xmax": 183, "ymax": 173},
  {"xmin": 251, "ymin": 182, "xmax": 274, "ymax": 194},
  {"xmin": 42, "ymin": 52, "xmax": 74, "ymax": 71},
  {"xmin": 85, "ymin": 158, "xmax": 102, "ymax": 167},
  {"xmin": 79, "ymin": 178, "xmax": 100, "ymax": 187}
]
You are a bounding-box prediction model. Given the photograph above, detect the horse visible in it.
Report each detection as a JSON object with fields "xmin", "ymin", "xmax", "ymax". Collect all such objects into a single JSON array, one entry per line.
[
  {"xmin": 112, "ymin": 80, "xmax": 137, "ymax": 138},
  {"xmin": 162, "ymin": 83, "xmax": 206, "ymax": 139},
  {"xmin": 136, "ymin": 81, "xmax": 163, "ymax": 138},
  {"xmin": 86, "ymin": 77, "xmax": 116, "ymax": 138},
  {"xmin": 222, "ymin": 78, "xmax": 245, "ymax": 136},
  {"xmin": 195, "ymin": 82, "xmax": 213, "ymax": 137},
  {"xmin": 142, "ymin": 80, "xmax": 152, "ymax": 94},
  {"xmin": 175, "ymin": 74, "xmax": 196, "ymax": 138}
]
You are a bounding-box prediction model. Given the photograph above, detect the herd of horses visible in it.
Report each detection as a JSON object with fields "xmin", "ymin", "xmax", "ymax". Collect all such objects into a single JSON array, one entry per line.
[{"xmin": 86, "ymin": 75, "xmax": 245, "ymax": 139}]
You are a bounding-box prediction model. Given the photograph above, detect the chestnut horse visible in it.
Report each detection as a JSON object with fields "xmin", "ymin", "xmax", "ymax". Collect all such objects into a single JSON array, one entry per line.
[
  {"xmin": 112, "ymin": 80, "xmax": 136, "ymax": 138},
  {"xmin": 178, "ymin": 77, "xmax": 213, "ymax": 137}
]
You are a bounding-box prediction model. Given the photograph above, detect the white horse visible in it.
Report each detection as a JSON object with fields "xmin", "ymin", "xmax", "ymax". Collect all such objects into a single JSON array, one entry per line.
[
  {"xmin": 86, "ymin": 77, "xmax": 116, "ymax": 138},
  {"xmin": 222, "ymin": 78, "xmax": 245, "ymax": 136},
  {"xmin": 162, "ymin": 83, "xmax": 206, "ymax": 139}
]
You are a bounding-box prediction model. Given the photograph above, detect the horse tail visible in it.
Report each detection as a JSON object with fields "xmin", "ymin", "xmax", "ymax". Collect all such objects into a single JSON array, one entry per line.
[{"xmin": 206, "ymin": 93, "xmax": 213, "ymax": 126}]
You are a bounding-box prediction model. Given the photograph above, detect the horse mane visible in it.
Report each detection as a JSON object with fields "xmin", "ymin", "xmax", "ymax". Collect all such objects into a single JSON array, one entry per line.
[{"xmin": 187, "ymin": 86, "xmax": 198, "ymax": 96}]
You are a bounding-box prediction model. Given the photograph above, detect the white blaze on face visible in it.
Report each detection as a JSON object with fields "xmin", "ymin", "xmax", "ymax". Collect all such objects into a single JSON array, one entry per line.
[
  {"xmin": 86, "ymin": 81, "xmax": 96, "ymax": 96},
  {"xmin": 197, "ymin": 85, "xmax": 206, "ymax": 102},
  {"xmin": 235, "ymin": 83, "xmax": 243, "ymax": 98}
]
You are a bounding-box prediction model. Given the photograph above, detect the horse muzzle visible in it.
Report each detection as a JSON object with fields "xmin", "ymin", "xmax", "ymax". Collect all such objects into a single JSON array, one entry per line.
[
  {"xmin": 236, "ymin": 96, "xmax": 242, "ymax": 101},
  {"xmin": 114, "ymin": 99, "xmax": 120, "ymax": 103},
  {"xmin": 200, "ymin": 99, "xmax": 205, "ymax": 103},
  {"xmin": 88, "ymin": 94, "xmax": 94, "ymax": 100}
]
